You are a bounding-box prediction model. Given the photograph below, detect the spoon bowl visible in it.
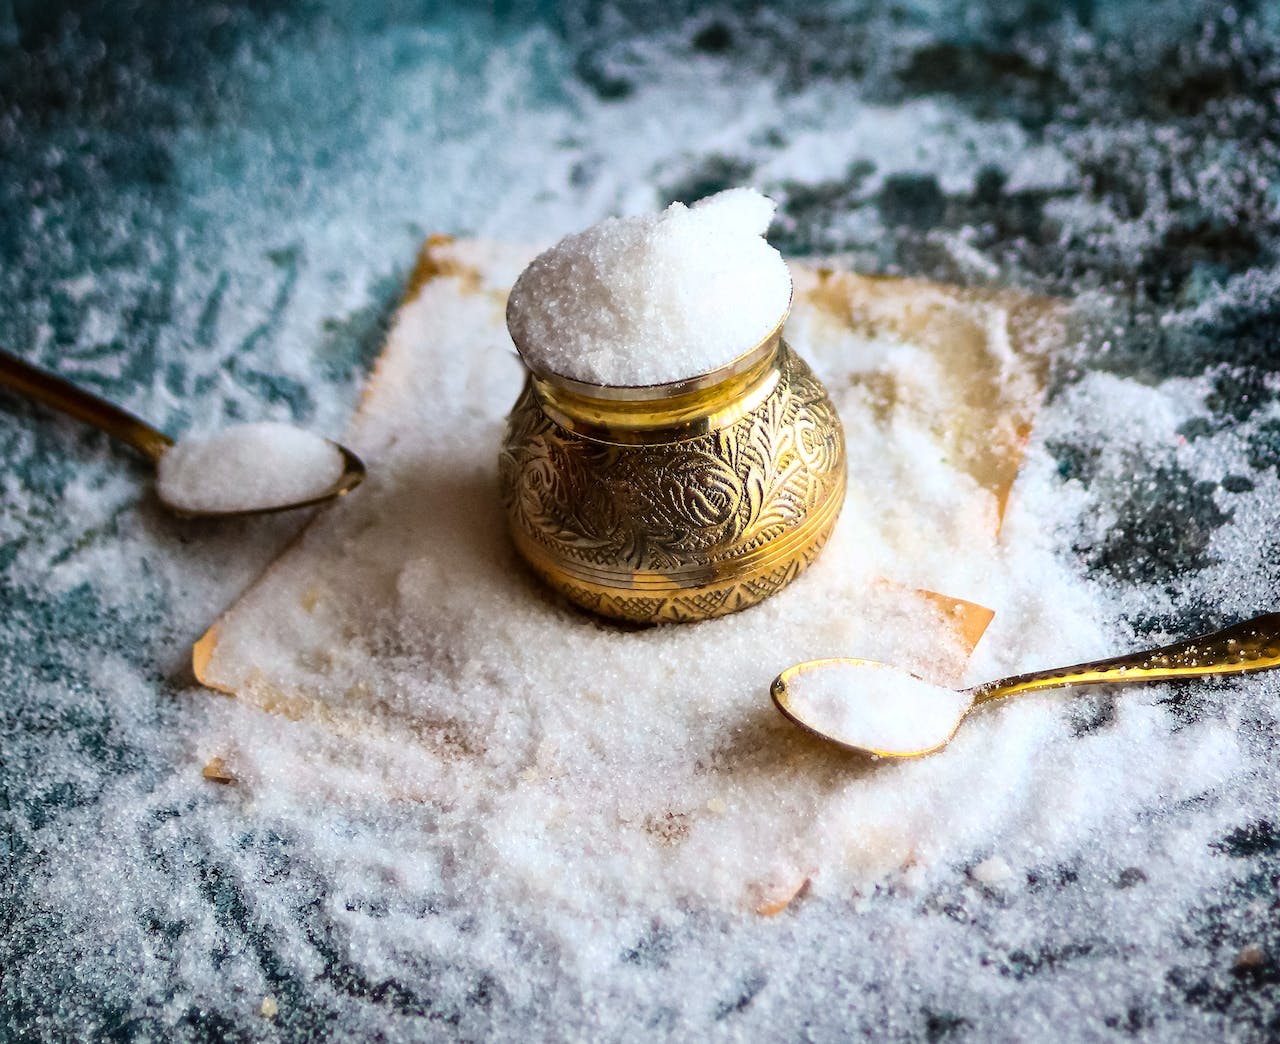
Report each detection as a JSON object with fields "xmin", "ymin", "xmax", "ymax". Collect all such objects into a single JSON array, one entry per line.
[
  {"xmin": 1, "ymin": 349, "xmax": 365, "ymax": 518},
  {"xmin": 772, "ymin": 658, "xmax": 972, "ymax": 758},
  {"xmin": 772, "ymin": 612, "xmax": 1280, "ymax": 758},
  {"xmin": 160, "ymin": 438, "xmax": 367, "ymax": 520}
]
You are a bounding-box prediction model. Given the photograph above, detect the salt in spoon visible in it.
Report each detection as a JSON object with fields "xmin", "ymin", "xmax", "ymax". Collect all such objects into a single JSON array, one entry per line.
[
  {"xmin": 772, "ymin": 612, "xmax": 1280, "ymax": 759},
  {"xmin": 0, "ymin": 348, "xmax": 365, "ymax": 518}
]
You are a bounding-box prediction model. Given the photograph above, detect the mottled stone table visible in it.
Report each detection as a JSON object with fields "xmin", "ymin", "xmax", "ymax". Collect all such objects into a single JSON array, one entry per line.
[{"xmin": 4, "ymin": 2, "xmax": 1280, "ymax": 1039}]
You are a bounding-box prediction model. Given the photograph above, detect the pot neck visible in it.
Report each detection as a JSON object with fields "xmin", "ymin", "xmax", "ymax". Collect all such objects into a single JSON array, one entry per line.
[{"xmin": 528, "ymin": 334, "xmax": 785, "ymax": 446}]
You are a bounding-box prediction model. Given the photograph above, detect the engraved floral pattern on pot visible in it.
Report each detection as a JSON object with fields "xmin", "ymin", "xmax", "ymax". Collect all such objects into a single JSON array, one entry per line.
[
  {"xmin": 513, "ymin": 433, "xmax": 559, "ymax": 517},
  {"xmin": 655, "ymin": 447, "xmax": 745, "ymax": 531}
]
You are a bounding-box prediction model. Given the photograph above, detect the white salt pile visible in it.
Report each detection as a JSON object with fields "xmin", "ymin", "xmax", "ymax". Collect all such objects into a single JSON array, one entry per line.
[
  {"xmin": 195, "ymin": 240, "xmax": 1088, "ymax": 936},
  {"xmin": 505, "ymin": 188, "xmax": 793, "ymax": 386},
  {"xmin": 778, "ymin": 661, "xmax": 974, "ymax": 755},
  {"xmin": 156, "ymin": 421, "xmax": 344, "ymax": 515}
]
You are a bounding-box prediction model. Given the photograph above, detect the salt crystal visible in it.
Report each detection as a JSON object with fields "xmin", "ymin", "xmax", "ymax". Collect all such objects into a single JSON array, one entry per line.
[
  {"xmin": 156, "ymin": 421, "xmax": 344, "ymax": 515},
  {"xmin": 505, "ymin": 188, "xmax": 792, "ymax": 386},
  {"xmin": 781, "ymin": 662, "xmax": 973, "ymax": 755},
  {"xmin": 970, "ymin": 855, "xmax": 1015, "ymax": 885}
]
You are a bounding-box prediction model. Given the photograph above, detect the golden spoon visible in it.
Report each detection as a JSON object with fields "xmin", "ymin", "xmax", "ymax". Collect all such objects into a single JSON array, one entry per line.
[
  {"xmin": 772, "ymin": 612, "xmax": 1280, "ymax": 759},
  {"xmin": 0, "ymin": 349, "xmax": 365, "ymax": 518}
]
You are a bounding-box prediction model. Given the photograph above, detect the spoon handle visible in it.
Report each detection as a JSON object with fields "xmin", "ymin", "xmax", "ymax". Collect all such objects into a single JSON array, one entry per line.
[
  {"xmin": 0, "ymin": 349, "xmax": 172, "ymax": 461},
  {"xmin": 972, "ymin": 612, "xmax": 1280, "ymax": 704}
]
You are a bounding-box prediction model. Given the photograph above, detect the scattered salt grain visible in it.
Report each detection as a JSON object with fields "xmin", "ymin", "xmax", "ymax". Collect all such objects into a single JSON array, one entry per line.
[
  {"xmin": 505, "ymin": 188, "xmax": 793, "ymax": 386},
  {"xmin": 970, "ymin": 855, "xmax": 1015, "ymax": 885},
  {"xmin": 156, "ymin": 421, "xmax": 344, "ymax": 515},
  {"xmin": 259, "ymin": 995, "xmax": 278, "ymax": 1019},
  {"xmin": 781, "ymin": 662, "xmax": 973, "ymax": 755}
]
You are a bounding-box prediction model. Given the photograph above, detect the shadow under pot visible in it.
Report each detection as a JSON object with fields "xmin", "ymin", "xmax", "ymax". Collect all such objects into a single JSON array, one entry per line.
[{"xmin": 498, "ymin": 313, "xmax": 847, "ymax": 625}]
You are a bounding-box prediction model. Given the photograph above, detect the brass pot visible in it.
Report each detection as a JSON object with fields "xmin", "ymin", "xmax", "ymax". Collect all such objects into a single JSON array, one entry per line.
[{"xmin": 498, "ymin": 311, "xmax": 846, "ymax": 624}]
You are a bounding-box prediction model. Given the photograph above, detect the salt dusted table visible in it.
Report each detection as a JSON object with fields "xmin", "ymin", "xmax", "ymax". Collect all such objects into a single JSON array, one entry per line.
[
  {"xmin": 192, "ymin": 236, "xmax": 1057, "ymax": 921},
  {"xmin": 5, "ymin": 5, "xmax": 1280, "ymax": 1041}
]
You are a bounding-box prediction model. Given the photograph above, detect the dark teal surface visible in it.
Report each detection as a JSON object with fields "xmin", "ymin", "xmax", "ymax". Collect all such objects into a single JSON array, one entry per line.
[{"xmin": 4, "ymin": 2, "xmax": 1280, "ymax": 1039}]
